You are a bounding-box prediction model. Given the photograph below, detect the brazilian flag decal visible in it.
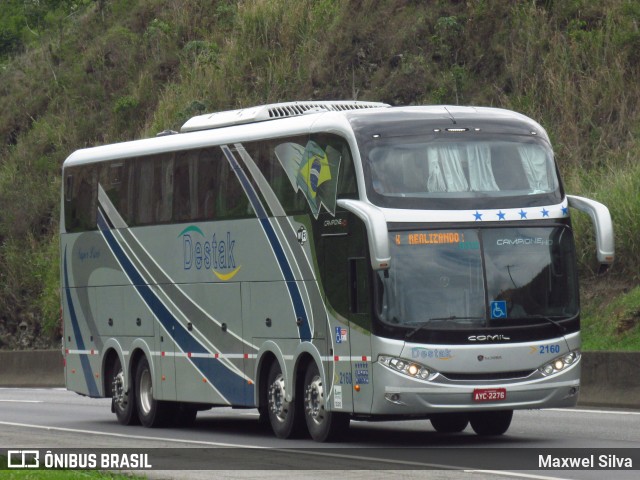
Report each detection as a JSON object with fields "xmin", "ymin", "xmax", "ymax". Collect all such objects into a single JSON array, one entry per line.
[{"xmin": 275, "ymin": 140, "xmax": 341, "ymax": 218}]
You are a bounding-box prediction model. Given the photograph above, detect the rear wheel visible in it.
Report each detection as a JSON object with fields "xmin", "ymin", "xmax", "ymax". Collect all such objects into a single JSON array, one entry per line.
[
  {"xmin": 303, "ymin": 362, "xmax": 349, "ymax": 442},
  {"xmin": 266, "ymin": 361, "xmax": 303, "ymax": 438},
  {"xmin": 135, "ymin": 356, "xmax": 171, "ymax": 427},
  {"xmin": 430, "ymin": 413, "xmax": 469, "ymax": 433},
  {"xmin": 111, "ymin": 356, "xmax": 138, "ymax": 425},
  {"xmin": 469, "ymin": 410, "xmax": 513, "ymax": 436}
]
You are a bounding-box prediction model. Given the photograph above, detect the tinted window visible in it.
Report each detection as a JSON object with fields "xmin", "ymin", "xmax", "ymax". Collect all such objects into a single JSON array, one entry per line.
[{"xmin": 64, "ymin": 165, "xmax": 98, "ymax": 232}]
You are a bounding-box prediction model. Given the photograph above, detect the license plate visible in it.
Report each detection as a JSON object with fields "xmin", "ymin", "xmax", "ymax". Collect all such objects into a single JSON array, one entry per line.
[{"xmin": 472, "ymin": 388, "xmax": 507, "ymax": 402}]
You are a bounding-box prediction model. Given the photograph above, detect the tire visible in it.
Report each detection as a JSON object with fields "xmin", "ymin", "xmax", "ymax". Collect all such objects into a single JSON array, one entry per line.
[
  {"xmin": 257, "ymin": 404, "xmax": 270, "ymax": 428},
  {"xmin": 111, "ymin": 356, "xmax": 139, "ymax": 425},
  {"xmin": 303, "ymin": 362, "xmax": 349, "ymax": 442},
  {"xmin": 266, "ymin": 361, "xmax": 304, "ymax": 438},
  {"xmin": 430, "ymin": 413, "xmax": 469, "ymax": 433},
  {"xmin": 469, "ymin": 410, "xmax": 513, "ymax": 436},
  {"xmin": 173, "ymin": 403, "xmax": 198, "ymax": 428},
  {"xmin": 135, "ymin": 356, "xmax": 171, "ymax": 428}
]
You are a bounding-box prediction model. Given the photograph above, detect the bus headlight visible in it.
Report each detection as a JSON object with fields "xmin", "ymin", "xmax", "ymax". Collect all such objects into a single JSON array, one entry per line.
[
  {"xmin": 378, "ymin": 355, "xmax": 438, "ymax": 381},
  {"xmin": 539, "ymin": 351, "xmax": 580, "ymax": 377}
]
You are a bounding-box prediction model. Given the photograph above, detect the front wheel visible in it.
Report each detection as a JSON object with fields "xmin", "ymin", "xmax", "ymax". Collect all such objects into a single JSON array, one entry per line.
[
  {"xmin": 266, "ymin": 361, "xmax": 304, "ymax": 438},
  {"xmin": 469, "ymin": 410, "xmax": 513, "ymax": 436},
  {"xmin": 430, "ymin": 413, "xmax": 469, "ymax": 433},
  {"xmin": 303, "ymin": 362, "xmax": 349, "ymax": 442},
  {"xmin": 135, "ymin": 356, "xmax": 171, "ymax": 428}
]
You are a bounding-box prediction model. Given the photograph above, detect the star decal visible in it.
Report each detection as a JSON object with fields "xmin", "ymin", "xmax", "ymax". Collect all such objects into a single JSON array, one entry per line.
[
  {"xmin": 497, "ymin": 211, "xmax": 506, "ymax": 220},
  {"xmin": 473, "ymin": 210, "xmax": 483, "ymax": 221},
  {"xmin": 562, "ymin": 206, "xmax": 569, "ymax": 216},
  {"xmin": 541, "ymin": 208, "xmax": 549, "ymax": 217},
  {"xmin": 518, "ymin": 209, "xmax": 528, "ymax": 219}
]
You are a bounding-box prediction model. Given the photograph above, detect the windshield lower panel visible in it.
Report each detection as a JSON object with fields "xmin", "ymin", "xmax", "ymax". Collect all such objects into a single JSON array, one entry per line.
[{"xmin": 375, "ymin": 226, "xmax": 579, "ymax": 342}]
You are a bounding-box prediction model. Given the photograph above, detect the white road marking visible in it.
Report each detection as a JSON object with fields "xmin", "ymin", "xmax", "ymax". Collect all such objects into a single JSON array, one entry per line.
[
  {"xmin": 463, "ymin": 470, "xmax": 573, "ymax": 480},
  {"xmin": 0, "ymin": 400, "xmax": 43, "ymax": 403},
  {"xmin": 549, "ymin": 408, "xmax": 640, "ymax": 416},
  {"xmin": 0, "ymin": 420, "xmax": 260, "ymax": 448},
  {"xmin": 0, "ymin": 387, "xmax": 66, "ymax": 391},
  {"xmin": 0, "ymin": 420, "xmax": 575, "ymax": 479}
]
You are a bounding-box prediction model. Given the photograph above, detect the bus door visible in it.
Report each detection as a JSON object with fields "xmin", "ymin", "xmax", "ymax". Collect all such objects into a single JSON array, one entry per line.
[{"xmin": 319, "ymin": 211, "xmax": 374, "ymax": 415}]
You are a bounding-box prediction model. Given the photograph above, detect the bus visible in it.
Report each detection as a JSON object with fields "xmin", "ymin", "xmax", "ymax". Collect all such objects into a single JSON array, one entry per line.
[{"xmin": 61, "ymin": 101, "xmax": 614, "ymax": 442}]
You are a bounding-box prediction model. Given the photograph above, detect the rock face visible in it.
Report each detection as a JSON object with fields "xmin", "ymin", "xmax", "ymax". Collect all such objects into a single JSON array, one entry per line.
[{"xmin": 0, "ymin": 315, "xmax": 57, "ymax": 350}]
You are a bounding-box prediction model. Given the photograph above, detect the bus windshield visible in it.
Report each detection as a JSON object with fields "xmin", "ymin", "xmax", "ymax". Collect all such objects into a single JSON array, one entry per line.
[
  {"xmin": 376, "ymin": 226, "xmax": 578, "ymax": 330},
  {"xmin": 359, "ymin": 132, "xmax": 563, "ymax": 210}
]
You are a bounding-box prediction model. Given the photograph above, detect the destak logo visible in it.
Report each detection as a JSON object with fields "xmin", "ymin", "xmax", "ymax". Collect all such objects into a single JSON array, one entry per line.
[{"xmin": 179, "ymin": 226, "xmax": 241, "ymax": 281}]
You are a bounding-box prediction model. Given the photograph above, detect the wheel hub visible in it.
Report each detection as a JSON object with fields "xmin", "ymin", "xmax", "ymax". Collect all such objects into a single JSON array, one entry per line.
[
  {"xmin": 139, "ymin": 368, "xmax": 153, "ymax": 415},
  {"xmin": 304, "ymin": 375, "xmax": 325, "ymax": 425},
  {"xmin": 268, "ymin": 373, "xmax": 287, "ymax": 422},
  {"xmin": 112, "ymin": 371, "xmax": 126, "ymax": 410}
]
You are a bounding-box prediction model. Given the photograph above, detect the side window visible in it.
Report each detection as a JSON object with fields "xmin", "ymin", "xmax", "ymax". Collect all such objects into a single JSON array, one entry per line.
[
  {"xmin": 197, "ymin": 149, "xmax": 217, "ymax": 221},
  {"xmin": 156, "ymin": 155, "xmax": 173, "ymax": 223},
  {"xmin": 65, "ymin": 174, "xmax": 73, "ymax": 202},
  {"xmin": 311, "ymin": 133, "xmax": 358, "ymax": 199},
  {"xmin": 101, "ymin": 161, "xmax": 134, "ymax": 226},
  {"xmin": 244, "ymin": 138, "xmax": 307, "ymax": 215},
  {"xmin": 173, "ymin": 153, "xmax": 193, "ymax": 223},
  {"xmin": 64, "ymin": 165, "xmax": 97, "ymax": 232},
  {"xmin": 244, "ymin": 133, "xmax": 357, "ymax": 218},
  {"xmin": 216, "ymin": 148, "xmax": 253, "ymax": 219},
  {"xmin": 136, "ymin": 157, "xmax": 156, "ymax": 225}
]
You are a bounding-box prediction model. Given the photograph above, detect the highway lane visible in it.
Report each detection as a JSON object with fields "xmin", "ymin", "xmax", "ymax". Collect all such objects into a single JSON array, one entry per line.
[{"xmin": 1, "ymin": 388, "xmax": 639, "ymax": 479}]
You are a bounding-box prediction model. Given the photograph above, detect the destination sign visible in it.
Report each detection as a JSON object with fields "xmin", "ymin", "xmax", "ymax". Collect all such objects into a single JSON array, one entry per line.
[{"xmin": 395, "ymin": 232, "xmax": 464, "ymax": 246}]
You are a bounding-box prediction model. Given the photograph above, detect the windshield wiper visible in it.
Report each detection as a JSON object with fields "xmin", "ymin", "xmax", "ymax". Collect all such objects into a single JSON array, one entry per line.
[
  {"xmin": 521, "ymin": 314, "xmax": 571, "ymax": 334},
  {"xmin": 405, "ymin": 316, "xmax": 484, "ymax": 340}
]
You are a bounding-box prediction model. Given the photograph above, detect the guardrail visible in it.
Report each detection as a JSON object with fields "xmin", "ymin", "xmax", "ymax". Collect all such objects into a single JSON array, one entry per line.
[
  {"xmin": 580, "ymin": 351, "xmax": 640, "ymax": 409},
  {"xmin": 0, "ymin": 350, "xmax": 638, "ymax": 409},
  {"xmin": 0, "ymin": 350, "xmax": 64, "ymax": 388}
]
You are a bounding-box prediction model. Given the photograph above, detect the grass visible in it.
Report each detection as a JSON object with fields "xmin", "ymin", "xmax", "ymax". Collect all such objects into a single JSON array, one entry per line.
[
  {"xmin": 0, "ymin": 0, "xmax": 639, "ymax": 350},
  {"xmin": 565, "ymin": 158, "xmax": 640, "ymax": 281},
  {"xmin": 0, "ymin": 471, "xmax": 142, "ymax": 480},
  {"xmin": 0, "ymin": 455, "xmax": 144, "ymax": 479},
  {"xmin": 581, "ymin": 284, "xmax": 640, "ymax": 351}
]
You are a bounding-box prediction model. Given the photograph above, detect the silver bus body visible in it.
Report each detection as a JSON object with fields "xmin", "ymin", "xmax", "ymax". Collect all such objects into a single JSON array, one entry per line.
[{"xmin": 61, "ymin": 102, "xmax": 613, "ymax": 440}]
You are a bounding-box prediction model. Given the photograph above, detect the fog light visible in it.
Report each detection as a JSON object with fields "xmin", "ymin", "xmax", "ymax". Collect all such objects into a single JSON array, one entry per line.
[{"xmin": 384, "ymin": 393, "xmax": 406, "ymax": 405}]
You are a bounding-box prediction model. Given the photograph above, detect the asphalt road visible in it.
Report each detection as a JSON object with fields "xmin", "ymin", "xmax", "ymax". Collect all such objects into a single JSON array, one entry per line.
[{"xmin": 1, "ymin": 388, "xmax": 639, "ymax": 479}]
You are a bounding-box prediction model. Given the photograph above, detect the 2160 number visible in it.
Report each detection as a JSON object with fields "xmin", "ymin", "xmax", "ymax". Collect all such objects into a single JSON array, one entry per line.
[{"xmin": 539, "ymin": 344, "xmax": 560, "ymax": 354}]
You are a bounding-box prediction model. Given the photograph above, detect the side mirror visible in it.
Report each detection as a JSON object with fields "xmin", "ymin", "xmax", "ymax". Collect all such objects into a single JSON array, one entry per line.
[
  {"xmin": 337, "ymin": 199, "xmax": 390, "ymax": 271},
  {"xmin": 567, "ymin": 195, "xmax": 615, "ymax": 273}
]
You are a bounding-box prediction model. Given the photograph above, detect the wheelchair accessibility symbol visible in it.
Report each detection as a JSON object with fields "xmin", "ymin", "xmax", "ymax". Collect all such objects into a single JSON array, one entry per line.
[{"xmin": 491, "ymin": 301, "xmax": 507, "ymax": 319}]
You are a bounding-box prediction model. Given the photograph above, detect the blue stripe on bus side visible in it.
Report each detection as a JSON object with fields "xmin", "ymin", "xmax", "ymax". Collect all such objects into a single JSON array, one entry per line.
[
  {"xmin": 96, "ymin": 209, "xmax": 251, "ymax": 405},
  {"xmin": 63, "ymin": 247, "xmax": 100, "ymax": 397},
  {"xmin": 221, "ymin": 146, "xmax": 312, "ymax": 342}
]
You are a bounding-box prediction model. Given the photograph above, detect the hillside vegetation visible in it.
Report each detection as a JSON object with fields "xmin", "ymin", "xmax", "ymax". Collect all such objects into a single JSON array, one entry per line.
[{"xmin": 0, "ymin": 0, "xmax": 638, "ymax": 349}]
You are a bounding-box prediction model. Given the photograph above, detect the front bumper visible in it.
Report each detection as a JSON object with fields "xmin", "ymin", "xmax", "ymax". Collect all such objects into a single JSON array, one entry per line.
[{"xmin": 370, "ymin": 359, "xmax": 580, "ymax": 415}]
